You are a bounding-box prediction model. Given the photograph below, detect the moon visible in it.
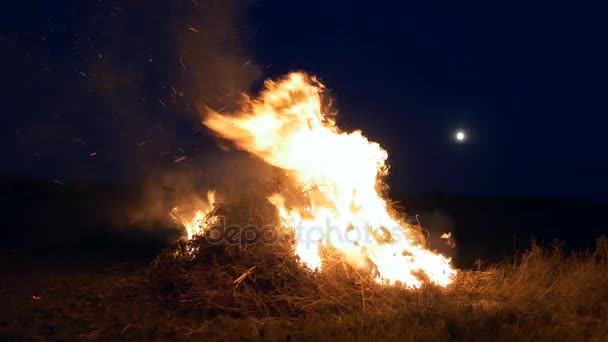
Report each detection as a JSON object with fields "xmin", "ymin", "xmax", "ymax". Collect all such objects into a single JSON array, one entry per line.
[{"xmin": 455, "ymin": 130, "xmax": 466, "ymax": 142}]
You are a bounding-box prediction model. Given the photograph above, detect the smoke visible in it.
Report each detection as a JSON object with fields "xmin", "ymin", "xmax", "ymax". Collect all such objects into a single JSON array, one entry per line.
[
  {"xmin": 176, "ymin": 0, "xmax": 262, "ymax": 113},
  {"xmin": 83, "ymin": 0, "xmax": 260, "ymax": 175},
  {"xmin": 6, "ymin": 0, "xmax": 262, "ymax": 182},
  {"xmin": 417, "ymin": 209, "xmax": 457, "ymax": 259},
  {"xmin": 1, "ymin": 0, "xmax": 278, "ymax": 252},
  {"xmin": 84, "ymin": 0, "xmax": 267, "ymax": 232}
]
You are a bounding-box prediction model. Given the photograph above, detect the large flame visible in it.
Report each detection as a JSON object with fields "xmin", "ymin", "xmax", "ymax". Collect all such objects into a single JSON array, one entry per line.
[{"xmin": 183, "ymin": 72, "xmax": 455, "ymax": 288}]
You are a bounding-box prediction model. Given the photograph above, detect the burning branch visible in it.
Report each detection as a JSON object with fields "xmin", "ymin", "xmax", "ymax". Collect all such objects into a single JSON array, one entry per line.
[{"xmin": 233, "ymin": 265, "xmax": 258, "ymax": 286}]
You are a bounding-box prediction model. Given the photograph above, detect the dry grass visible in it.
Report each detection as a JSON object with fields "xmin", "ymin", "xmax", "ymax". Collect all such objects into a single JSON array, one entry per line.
[
  {"xmin": 2, "ymin": 237, "xmax": 606, "ymax": 340},
  {"xmin": 148, "ymin": 201, "xmax": 608, "ymax": 340},
  {"xmin": 150, "ymin": 200, "xmax": 439, "ymax": 319},
  {"xmin": 3, "ymin": 194, "xmax": 606, "ymax": 340}
]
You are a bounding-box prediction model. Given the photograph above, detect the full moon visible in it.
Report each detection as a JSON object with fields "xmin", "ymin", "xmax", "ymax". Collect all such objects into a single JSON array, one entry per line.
[{"xmin": 455, "ymin": 130, "xmax": 466, "ymax": 142}]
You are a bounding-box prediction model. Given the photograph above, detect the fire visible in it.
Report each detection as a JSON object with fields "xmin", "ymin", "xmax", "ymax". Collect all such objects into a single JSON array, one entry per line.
[
  {"xmin": 170, "ymin": 190, "xmax": 216, "ymax": 239},
  {"xmin": 178, "ymin": 72, "xmax": 455, "ymax": 288}
]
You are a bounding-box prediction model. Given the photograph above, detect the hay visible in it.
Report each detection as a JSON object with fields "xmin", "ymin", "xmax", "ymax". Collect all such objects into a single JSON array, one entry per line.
[
  {"xmin": 148, "ymin": 197, "xmax": 608, "ymax": 339},
  {"xmin": 149, "ymin": 199, "xmax": 424, "ymax": 318}
]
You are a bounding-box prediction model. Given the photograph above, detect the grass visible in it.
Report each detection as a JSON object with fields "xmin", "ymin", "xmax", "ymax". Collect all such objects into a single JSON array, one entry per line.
[{"xmin": 2, "ymin": 236, "xmax": 607, "ymax": 340}]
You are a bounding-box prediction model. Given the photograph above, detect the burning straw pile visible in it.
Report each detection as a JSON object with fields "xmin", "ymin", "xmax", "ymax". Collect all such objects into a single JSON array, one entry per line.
[
  {"xmin": 150, "ymin": 72, "xmax": 457, "ymax": 318},
  {"xmin": 150, "ymin": 196, "xmax": 424, "ymax": 319}
]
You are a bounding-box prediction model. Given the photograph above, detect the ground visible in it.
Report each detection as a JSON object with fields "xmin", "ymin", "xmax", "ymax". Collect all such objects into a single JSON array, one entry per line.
[
  {"xmin": 1, "ymin": 180, "xmax": 607, "ymax": 340},
  {"xmin": 2, "ymin": 240, "xmax": 607, "ymax": 341}
]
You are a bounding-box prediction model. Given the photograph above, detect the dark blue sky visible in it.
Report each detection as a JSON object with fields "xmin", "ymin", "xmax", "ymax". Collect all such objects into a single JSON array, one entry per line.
[{"xmin": 3, "ymin": 1, "xmax": 608, "ymax": 199}]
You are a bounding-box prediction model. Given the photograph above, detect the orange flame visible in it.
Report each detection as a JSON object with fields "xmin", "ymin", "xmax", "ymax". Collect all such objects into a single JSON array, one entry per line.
[
  {"xmin": 197, "ymin": 72, "xmax": 456, "ymax": 288},
  {"xmin": 170, "ymin": 190, "xmax": 216, "ymax": 240}
]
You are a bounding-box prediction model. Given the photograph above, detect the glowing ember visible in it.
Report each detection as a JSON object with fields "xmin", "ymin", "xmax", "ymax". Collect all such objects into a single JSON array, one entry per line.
[{"xmin": 177, "ymin": 72, "xmax": 456, "ymax": 288}]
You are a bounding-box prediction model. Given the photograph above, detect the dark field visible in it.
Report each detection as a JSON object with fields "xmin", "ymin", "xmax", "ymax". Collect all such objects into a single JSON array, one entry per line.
[{"xmin": 1, "ymin": 178, "xmax": 607, "ymax": 341}]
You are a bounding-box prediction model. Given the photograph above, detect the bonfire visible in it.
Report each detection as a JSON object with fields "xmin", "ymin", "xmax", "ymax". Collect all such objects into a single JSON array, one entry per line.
[{"xmin": 153, "ymin": 72, "xmax": 456, "ymax": 317}]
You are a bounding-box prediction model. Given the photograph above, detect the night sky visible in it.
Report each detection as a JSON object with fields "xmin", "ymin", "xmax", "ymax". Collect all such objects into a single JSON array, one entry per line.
[{"xmin": 3, "ymin": 1, "xmax": 608, "ymax": 199}]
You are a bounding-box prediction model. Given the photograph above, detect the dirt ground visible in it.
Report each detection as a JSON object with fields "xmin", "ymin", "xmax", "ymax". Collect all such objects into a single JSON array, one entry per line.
[{"xmin": 2, "ymin": 246, "xmax": 607, "ymax": 341}]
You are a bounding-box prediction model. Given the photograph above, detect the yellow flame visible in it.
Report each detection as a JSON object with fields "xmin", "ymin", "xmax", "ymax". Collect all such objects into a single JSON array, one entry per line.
[
  {"xmin": 171, "ymin": 190, "xmax": 216, "ymax": 239},
  {"xmin": 198, "ymin": 72, "xmax": 455, "ymax": 288}
]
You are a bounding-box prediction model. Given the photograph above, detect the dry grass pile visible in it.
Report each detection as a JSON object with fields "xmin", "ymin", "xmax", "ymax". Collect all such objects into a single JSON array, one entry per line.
[
  {"xmin": 149, "ymin": 199, "xmax": 444, "ymax": 319},
  {"xmin": 150, "ymin": 197, "xmax": 608, "ymax": 339}
]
